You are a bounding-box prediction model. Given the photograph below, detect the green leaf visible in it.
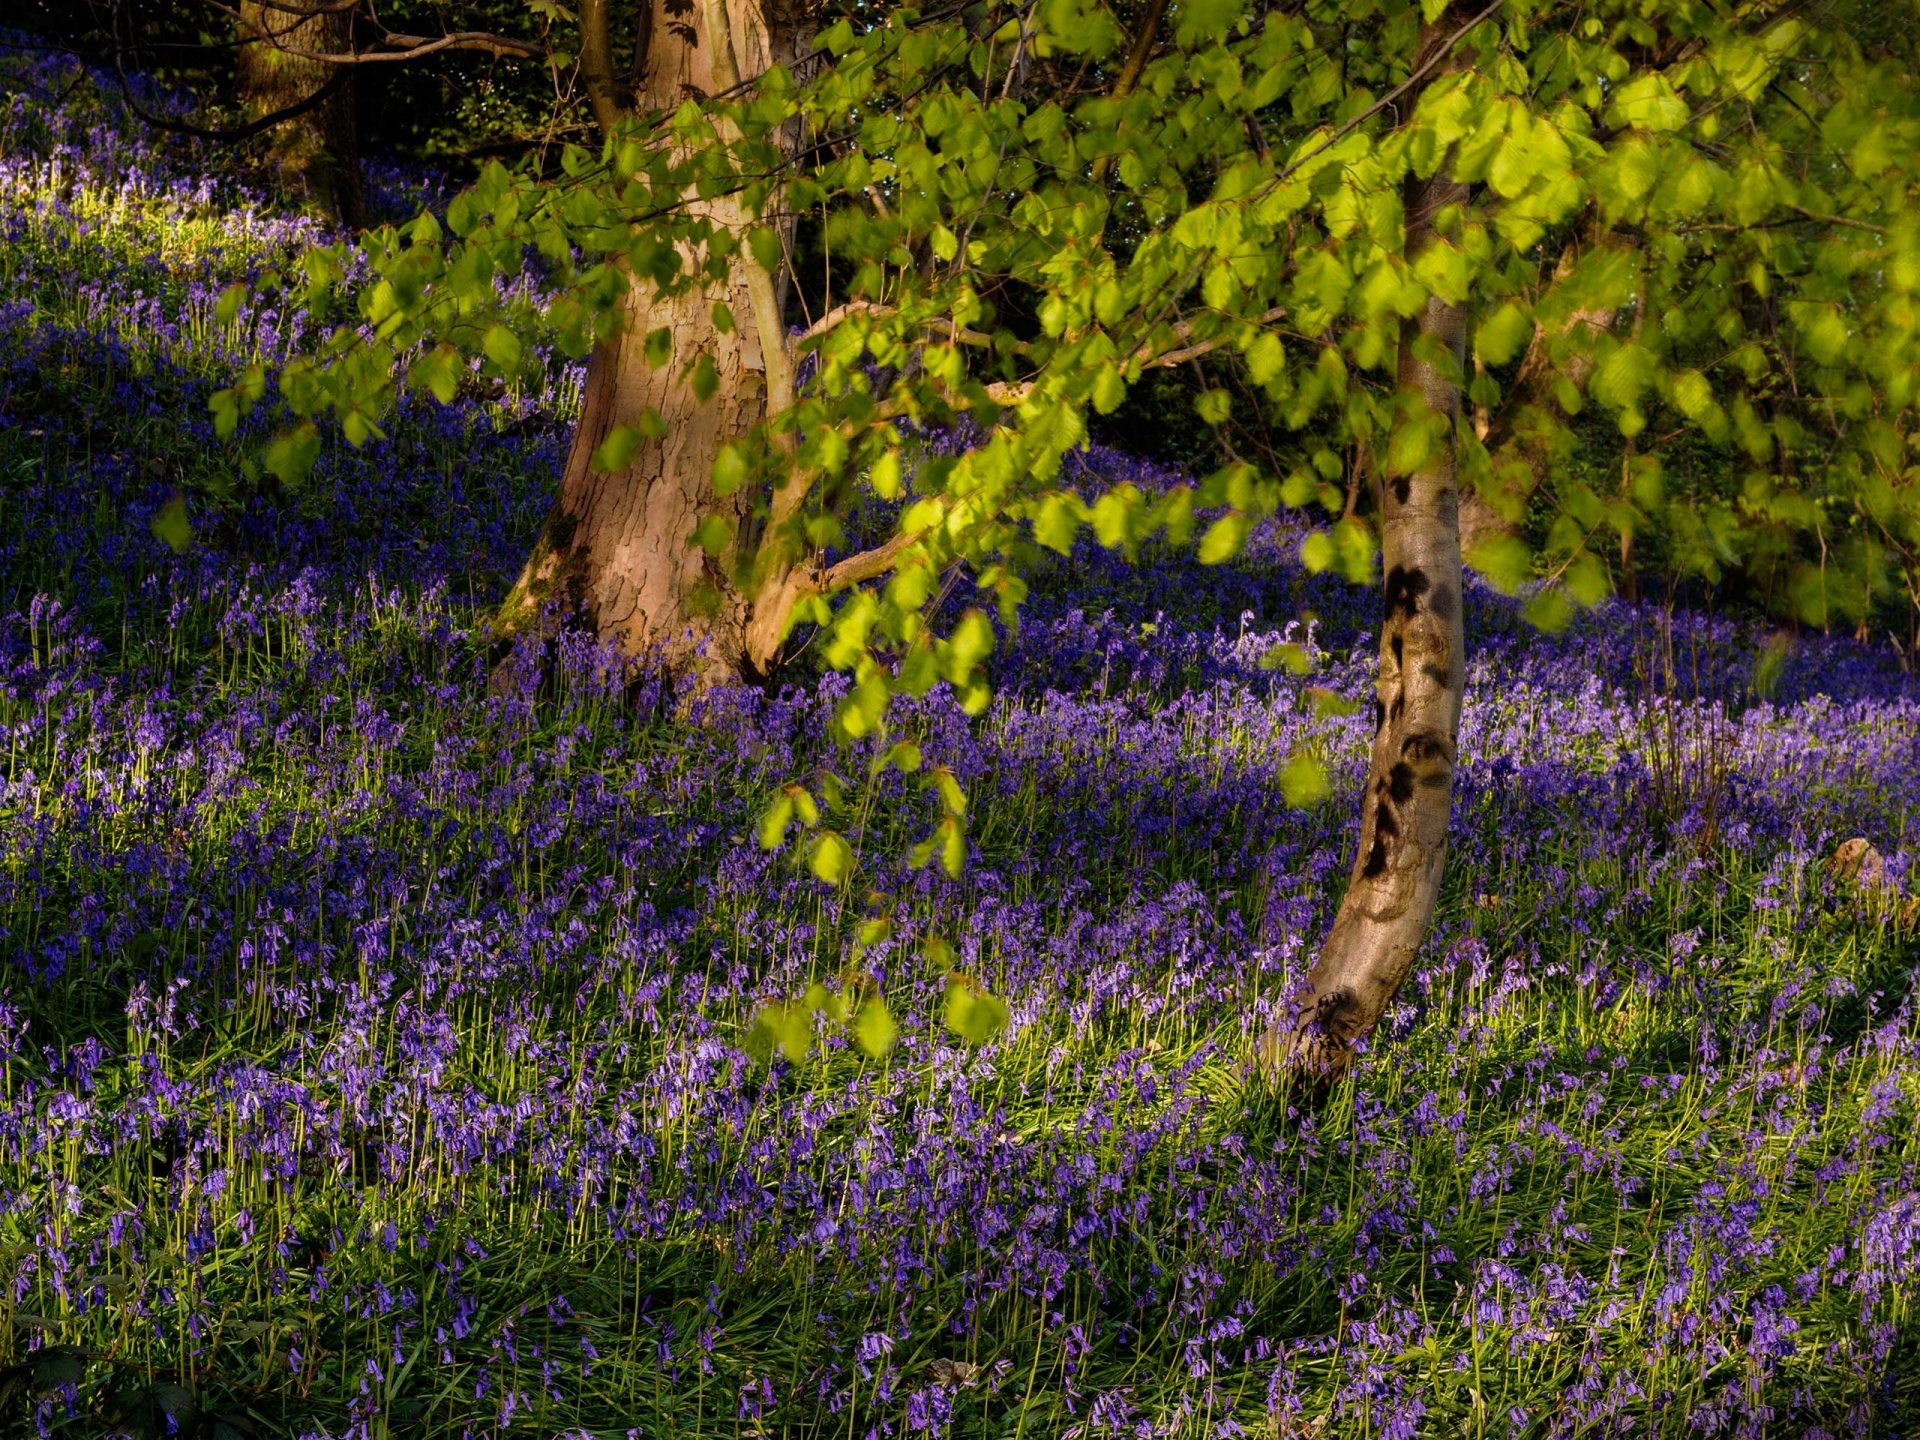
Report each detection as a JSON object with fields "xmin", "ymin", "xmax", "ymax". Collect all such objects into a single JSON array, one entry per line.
[
  {"xmin": 1034, "ymin": 491, "xmax": 1081, "ymax": 553},
  {"xmin": 1601, "ymin": 137, "xmax": 1661, "ymax": 209},
  {"xmin": 214, "ymin": 282, "xmax": 247, "ymax": 327},
  {"xmin": 792, "ymin": 786, "xmax": 820, "ymax": 827},
  {"xmin": 693, "ymin": 514, "xmax": 733, "ymax": 555},
  {"xmin": 810, "ymin": 831, "xmax": 853, "ymax": 886},
  {"xmin": 341, "ymin": 408, "xmax": 385, "ymax": 449},
  {"xmin": 1590, "ymin": 342, "xmax": 1655, "ymax": 412},
  {"xmin": 1667, "ymin": 369, "xmax": 1716, "ymax": 421},
  {"xmin": 32, "ymin": 1348, "xmax": 86, "ymax": 1394},
  {"xmin": 749, "ymin": 227, "xmax": 784, "ymax": 273},
  {"xmin": 713, "ymin": 443, "xmax": 751, "ymax": 496},
  {"xmin": 1279, "ymin": 749, "xmax": 1329, "ymax": 806},
  {"xmin": 1300, "ymin": 530, "xmax": 1335, "ymax": 573},
  {"xmin": 689, "ymin": 353, "xmax": 720, "ymax": 403},
  {"xmin": 941, "ymin": 813, "xmax": 968, "ymax": 876},
  {"xmin": 932, "ymin": 766, "xmax": 967, "ymax": 816},
  {"xmin": 645, "ymin": 327, "xmax": 674, "ymax": 368},
  {"xmin": 1563, "ymin": 550, "xmax": 1612, "ymax": 607},
  {"xmin": 745, "ymin": 1001, "xmax": 811, "ymax": 1064},
  {"xmin": 150, "ymin": 496, "xmax": 192, "ymax": 554},
  {"xmin": 1413, "ymin": 242, "xmax": 1470, "ymax": 305},
  {"xmin": 1385, "ymin": 411, "xmax": 1438, "ymax": 478},
  {"xmin": 1488, "ymin": 127, "xmax": 1538, "ymax": 199},
  {"xmin": 592, "ymin": 423, "xmax": 643, "ymax": 473},
  {"xmin": 482, "ymin": 324, "xmax": 522, "ymax": 372},
  {"xmin": 853, "ymin": 997, "xmax": 897, "ymax": 1058},
  {"xmin": 1092, "ymin": 488, "xmax": 1136, "ymax": 549},
  {"xmin": 943, "ymin": 977, "xmax": 1010, "ymax": 1045},
  {"xmin": 1607, "ymin": 73, "xmax": 1689, "ymax": 132},
  {"xmin": 819, "ymin": 16, "xmax": 854, "ymax": 54},
  {"xmin": 837, "ymin": 671, "xmax": 889, "ymax": 738},
  {"xmin": 1305, "ymin": 686, "xmax": 1361, "ymax": 718},
  {"xmin": 1197, "ymin": 513, "xmax": 1248, "ymax": 565},
  {"xmin": 264, "ymin": 423, "xmax": 320, "ymax": 486},
  {"xmin": 1173, "ymin": 0, "xmax": 1244, "ymax": 47},
  {"xmin": 944, "ymin": 609, "xmax": 995, "ymax": 683},
  {"xmin": 1333, "ymin": 517, "xmax": 1375, "ymax": 585},
  {"xmin": 1791, "ymin": 303, "xmax": 1848, "ymax": 365},
  {"xmin": 209, "ymin": 388, "xmax": 243, "ymax": 440},
  {"xmin": 759, "ymin": 792, "xmax": 795, "ymax": 850},
  {"xmin": 1465, "ymin": 533, "xmax": 1533, "ymax": 592},
  {"xmin": 1245, "ymin": 331, "xmax": 1286, "ymax": 385},
  {"xmin": 410, "ymin": 345, "xmax": 462, "ymax": 405},
  {"xmin": 1260, "ymin": 642, "xmax": 1313, "ymax": 675},
  {"xmin": 1522, "ymin": 585, "xmax": 1573, "ymax": 632},
  {"xmin": 1475, "ymin": 303, "xmax": 1532, "ymax": 366}
]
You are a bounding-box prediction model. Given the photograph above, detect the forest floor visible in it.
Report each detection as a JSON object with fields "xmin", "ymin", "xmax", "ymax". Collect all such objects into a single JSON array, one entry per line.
[{"xmin": 1, "ymin": 53, "xmax": 1918, "ymax": 1440}]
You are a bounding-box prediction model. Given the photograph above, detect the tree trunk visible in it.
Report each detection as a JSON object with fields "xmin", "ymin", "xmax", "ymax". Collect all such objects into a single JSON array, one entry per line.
[
  {"xmin": 1265, "ymin": 18, "xmax": 1470, "ymax": 1083},
  {"xmin": 236, "ymin": 0, "xmax": 365, "ymax": 228},
  {"xmin": 497, "ymin": 0, "xmax": 804, "ymax": 686}
]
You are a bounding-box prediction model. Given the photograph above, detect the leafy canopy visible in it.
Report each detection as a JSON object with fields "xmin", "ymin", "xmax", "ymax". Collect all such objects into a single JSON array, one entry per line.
[{"xmin": 219, "ymin": 0, "xmax": 1920, "ymax": 801}]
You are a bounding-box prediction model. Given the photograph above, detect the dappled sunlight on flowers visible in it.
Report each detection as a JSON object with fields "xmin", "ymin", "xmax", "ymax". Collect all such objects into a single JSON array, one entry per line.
[{"xmin": 0, "ymin": 47, "xmax": 1916, "ymax": 1440}]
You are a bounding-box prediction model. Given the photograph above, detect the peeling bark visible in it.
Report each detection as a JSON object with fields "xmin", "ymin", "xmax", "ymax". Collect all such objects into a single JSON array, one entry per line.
[
  {"xmin": 237, "ymin": 0, "xmax": 365, "ymax": 227},
  {"xmin": 497, "ymin": 0, "xmax": 807, "ymax": 686},
  {"xmin": 1265, "ymin": 16, "xmax": 1470, "ymax": 1084}
]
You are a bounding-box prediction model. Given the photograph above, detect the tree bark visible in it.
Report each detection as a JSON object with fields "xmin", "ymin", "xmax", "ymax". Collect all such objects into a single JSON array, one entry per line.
[
  {"xmin": 236, "ymin": 0, "xmax": 365, "ymax": 228},
  {"xmin": 1265, "ymin": 16, "xmax": 1469, "ymax": 1083},
  {"xmin": 497, "ymin": 0, "xmax": 807, "ymax": 685}
]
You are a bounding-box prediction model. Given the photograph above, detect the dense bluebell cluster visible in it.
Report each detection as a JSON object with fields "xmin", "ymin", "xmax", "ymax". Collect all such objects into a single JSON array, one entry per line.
[{"xmin": 0, "ymin": 53, "xmax": 1917, "ymax": 1440}]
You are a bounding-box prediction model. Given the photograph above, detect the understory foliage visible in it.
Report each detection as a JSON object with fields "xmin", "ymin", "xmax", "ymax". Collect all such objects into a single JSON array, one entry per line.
[{"xmin": 1, "ymin": 59, "xmax": 1920, "ymax": 1439}]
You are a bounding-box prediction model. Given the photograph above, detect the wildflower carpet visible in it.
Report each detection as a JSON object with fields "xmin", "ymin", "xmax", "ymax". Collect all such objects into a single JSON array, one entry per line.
[{"xmin": 1, "ymin": 56, "xmax": 1918, "ymax": 1440}]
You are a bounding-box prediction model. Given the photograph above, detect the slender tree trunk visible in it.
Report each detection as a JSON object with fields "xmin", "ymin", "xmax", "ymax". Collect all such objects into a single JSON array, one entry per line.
[
  {"xmin": 237, "ymin": 0, "xmax": 365, "ymax": 228},
  {"xmin": 497, "ymin": 0, "xmax": 804, "ymax": 686},
  {"xmin": 1266, "ymin": 17, "xmax": 1470, "ymax": 1082}
]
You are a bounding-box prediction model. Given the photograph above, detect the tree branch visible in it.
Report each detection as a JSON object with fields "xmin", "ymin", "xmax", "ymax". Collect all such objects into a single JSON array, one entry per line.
[
  {"xmin": 211, "ymin": 0, "xmax": 548, "ymax": 63},
  {"xmin": 1088, "ymin": 0, "xmax": 1168, "ymax": 181},
  {"xmin": 817, "ymin": 527, "xmax": 928, "ymax": 592},
  {"xmin": 1130, "ymin": 305, "xmax": 1289, "ymax": 372},
  {"xmin": 793, "ymin": 299, "xmax": 892, "ymax": 345},
  {"xmin": 1266, "ymin": 0, "xmax": 1502, "ymax": 190},
  {"xmin": 1788, "ymin": 203, "xmax": 1886, "ymax": 234},
  {"xmin": 107, "ymin": 49, "xmax": 351, "ymax": 143},
  {"xmin": 790, "ymin": 299, "xmax": 1014, "ymax": 355}
]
